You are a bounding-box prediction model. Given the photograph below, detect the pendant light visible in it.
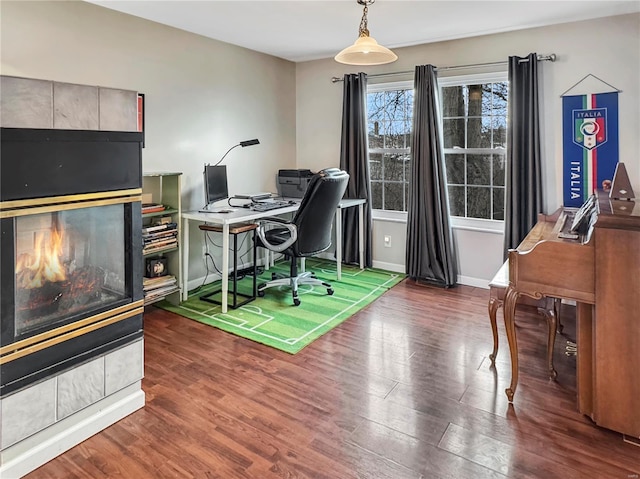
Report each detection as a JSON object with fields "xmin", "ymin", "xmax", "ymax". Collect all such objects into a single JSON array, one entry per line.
[{"xmin": 335, "ymin": 0, "xmax": 397, "ymax": 66}]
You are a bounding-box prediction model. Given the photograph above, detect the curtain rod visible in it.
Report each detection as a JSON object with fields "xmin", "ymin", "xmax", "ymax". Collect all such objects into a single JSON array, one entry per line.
[{"xmin": 330, "ymin": 53, "xmax": 556, "ymax": 83}]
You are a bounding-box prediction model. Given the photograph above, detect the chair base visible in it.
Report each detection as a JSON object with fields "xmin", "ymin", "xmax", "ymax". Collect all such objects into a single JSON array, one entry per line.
[{"xmin": 257, "ymin": 271, "xmax": 333, "ymax": 306}]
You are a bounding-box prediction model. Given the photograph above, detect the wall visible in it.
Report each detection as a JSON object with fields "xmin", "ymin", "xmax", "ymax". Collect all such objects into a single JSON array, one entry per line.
[
  {"xmin": 3, "ymin": 3, "xmax": 638, "ymax": 287},
  {"xmin": 296, "ymin": 13, "xmax": 640, "ymax": 285},
  {"xmin": 0, "ymin": 0, "xmax": 297, "ymax": 284}
]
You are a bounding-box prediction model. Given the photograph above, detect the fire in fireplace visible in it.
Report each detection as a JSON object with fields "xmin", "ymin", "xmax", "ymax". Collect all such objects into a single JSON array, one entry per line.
[
  {"xmin": 1, "ymin": 128, "xmax": 144, "ymax": 397},
  {"xmin": 15, "ymin": 205, "xmax": 128, "ymax": 335}
]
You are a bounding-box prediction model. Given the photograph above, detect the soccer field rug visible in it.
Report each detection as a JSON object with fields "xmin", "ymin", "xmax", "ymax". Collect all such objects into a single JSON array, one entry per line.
[{"xmin": 156, "ymin": 258, "xmax": 405, "ymax": 354}]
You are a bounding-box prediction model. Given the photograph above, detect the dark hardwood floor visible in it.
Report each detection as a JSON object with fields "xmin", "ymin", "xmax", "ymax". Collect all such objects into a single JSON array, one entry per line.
[{"xmin": 26, "ymin": 280, "xmax": 639, "ymax": 478}]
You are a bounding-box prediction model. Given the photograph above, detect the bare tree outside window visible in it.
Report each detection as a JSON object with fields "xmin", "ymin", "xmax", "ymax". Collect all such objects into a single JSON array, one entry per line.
[
  {"xmin": 366, "ymin": 76, "xmax": 507, "ymax": 220},
  {"xmin": 442, "ymin": 80, "xmax": 508, "ymax": 220},
  {"xmin": 367, "ymin": 87, "xmax": 413, "ymax": 212}
]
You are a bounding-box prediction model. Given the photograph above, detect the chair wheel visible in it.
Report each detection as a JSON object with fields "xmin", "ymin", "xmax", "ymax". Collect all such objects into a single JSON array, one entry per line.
[
  {"xmin": 327, "ymin": 288, "xmax": 334, "ymax": 295},
  {"xmin": 271, "ymin": 272, "xmax": 278, "ymax": 280},
  {"xmin": 258, "ymin": 290, "xmax": 265, "ymax": 297},
  {"xmin": 293, "ymin": 298, "xmax": 301, "ymax": 306}
]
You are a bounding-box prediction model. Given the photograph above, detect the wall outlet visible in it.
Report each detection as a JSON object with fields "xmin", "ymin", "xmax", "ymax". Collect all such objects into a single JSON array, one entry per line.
[{"xmin": 383, "ymin": 235, "xmax": 391, "ymax": 247}]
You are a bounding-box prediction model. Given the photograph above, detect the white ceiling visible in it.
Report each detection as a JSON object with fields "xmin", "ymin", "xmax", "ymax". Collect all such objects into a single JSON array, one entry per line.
[{"xmin": 86, "ymin": 0, "xmax": 640, "ymax": 62}]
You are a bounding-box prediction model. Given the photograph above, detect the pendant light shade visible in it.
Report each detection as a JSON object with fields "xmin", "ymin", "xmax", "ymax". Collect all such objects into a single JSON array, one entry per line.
[{"xmin": 335, "ymin": 0, "xmax": 397, "ymax": 66}]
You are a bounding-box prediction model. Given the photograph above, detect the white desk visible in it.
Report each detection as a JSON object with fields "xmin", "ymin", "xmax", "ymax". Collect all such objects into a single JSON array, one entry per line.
[{"xmin": 182, "ymin": 198, "xmax": 366, "ymax": 312}]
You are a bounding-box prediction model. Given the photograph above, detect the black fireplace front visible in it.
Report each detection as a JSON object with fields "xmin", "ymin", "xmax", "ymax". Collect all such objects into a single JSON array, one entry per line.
[{"xmin": 0, "ymin": 128, "xmax": 144, "ymax": 397}]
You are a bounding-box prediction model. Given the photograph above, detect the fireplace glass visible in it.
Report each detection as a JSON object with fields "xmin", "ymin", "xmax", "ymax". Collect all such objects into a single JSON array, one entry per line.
[{"xmin": 15, "ymin": 203, "xmax": 128, "ymax": 337}]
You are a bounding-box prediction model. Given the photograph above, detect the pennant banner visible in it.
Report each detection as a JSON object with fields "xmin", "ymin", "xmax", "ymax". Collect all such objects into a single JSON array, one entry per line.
[{"xmin": 562, "ymin": 92, "xmax": 619, "ymax": 207}]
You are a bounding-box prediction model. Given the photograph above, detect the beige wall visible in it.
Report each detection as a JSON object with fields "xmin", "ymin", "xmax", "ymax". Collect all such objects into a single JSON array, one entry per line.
[
  {"xmin": 296, "ymin": 13, "xmax": 640, "ymax": 284},
  {"xmin": 1, "ymin": 0, "xmax": 297, "ymax": 283},
  {"xmin": 2, "ymin": 2, "xmax": 638, "ymax": 286}
]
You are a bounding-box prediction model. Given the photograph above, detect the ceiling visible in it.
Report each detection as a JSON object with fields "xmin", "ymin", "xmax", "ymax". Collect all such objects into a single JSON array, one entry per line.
[{"xmin": 86, "ymin": 1, "xmax": 640, "ymax": 63}]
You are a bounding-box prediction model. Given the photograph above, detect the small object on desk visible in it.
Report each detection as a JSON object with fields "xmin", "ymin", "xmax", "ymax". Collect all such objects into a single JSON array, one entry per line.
[
  {"xmin": 198, "ymin": 208, "xmax": 234, "ymax": 214},
  {"xmin": 251, "ymin": 200, "xmax": 291, "ymax": 212}
]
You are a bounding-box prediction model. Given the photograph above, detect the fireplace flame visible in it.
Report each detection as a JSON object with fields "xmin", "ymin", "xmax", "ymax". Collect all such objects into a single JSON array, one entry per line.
[{"xmin": 16, "ymin": 223, "xmax": 67, "ymax": 289}]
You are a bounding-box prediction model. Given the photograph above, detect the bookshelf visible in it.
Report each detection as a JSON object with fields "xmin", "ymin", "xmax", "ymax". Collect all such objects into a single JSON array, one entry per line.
[{"xmin": 142, "ymin": 172, "xmax": 182, "ymax": 305}]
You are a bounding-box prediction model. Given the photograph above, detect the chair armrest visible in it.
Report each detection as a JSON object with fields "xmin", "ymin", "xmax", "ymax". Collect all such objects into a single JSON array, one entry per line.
[{"xmin": 257, "ymin": 220, "xmax": 298, "ymax": 253}]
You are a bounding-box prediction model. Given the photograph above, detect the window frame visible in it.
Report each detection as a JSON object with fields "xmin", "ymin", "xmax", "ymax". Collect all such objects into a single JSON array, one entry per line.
[
  {"xmin": 367, "ymin": 80, "xmax": 413, "ymax": 222},
  {"xmin": 365, "ymin": 73, "xmax": 508, "ymax": 233},
  {"xmin": 438, "ymin": 71, "xmax": 508, "ymax": 231}
]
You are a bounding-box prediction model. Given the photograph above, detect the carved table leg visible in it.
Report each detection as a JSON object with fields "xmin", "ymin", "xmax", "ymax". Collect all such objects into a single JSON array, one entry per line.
[
  {"xmin": 488, "ymin": 297, "xmax": 501, "ymax": 365},
  {"xmin": 503, "ymin": 287, "xmax": 520, "ymax": 402}
]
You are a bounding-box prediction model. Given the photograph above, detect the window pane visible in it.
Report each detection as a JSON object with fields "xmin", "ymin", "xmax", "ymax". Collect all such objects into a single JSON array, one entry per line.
[
  {"xmin": 492, "ymin": 82, "xmax": 508, "ymax": 116},
  {"xmin": 445, "ymin": 153, "xmax": 465, "ymax": 185},
  {"xmin": 493, "ymin": 155, "xmax": 506, "ymax": 187},
  {"xmin": 367, "ymin": 86, "xmax": 412, "ymax": 212},
  {"xmin": 384, "ymin": 182, "xmax": 405, "ymax": 211},
  {"xmin": 383, "ymin": 154, "xmax": 405, "ymax": 181},
  {"xmin": 406, "ymin": 90, "xmax": 414, "ymax": 118},
  {"xmin": 493, "ymin": 187, "xmax": 505, "ymax": 220},
  {"xmin": 368, "ymin": 121, "xmax": 383, "ymax": 148},
  {"xmin": 479, "ymin": 83, "xmax": 495, "ymax": 117},
  {"xmin": 467, "ymin": 117, "xmax": 490, "ymax": 148},
  {"xmin": 370, "ymin": 153, "xmax": 382, "ymax": 180},
  {"xmin": 443, "ymin": 118, "xmax": 465, "ymax": 148},
  {"xmin": 492, "ymin": 116, "xmax": 507, "ymax": 148},
  {"xmin": 442, "ymin": 86, "xmax": 466, "ymax": 117},
  {"xmin": 367, "ymin": 92, "xmax": 387, "ymax": 122},
  {"xmin": 467, "ymin": 186, "xmax": 491, "ymax": 219},
  {"xmin": 371, "ymin": 182, "xmax": 382, "ymax": 209},
  {"xmin": 384, "ymin": 120, "xmax": 405, "ymax": 149},
  {"xmin": 468, "ymin": 84, "xmax": 483, "ymax": 117},
  {"xmin": 448, "ymin": 186, "xmax": 465, "ymax": 217},
  {"xmin": 467, "ymin": 155, "xmax": 491, "ymax": 185}
]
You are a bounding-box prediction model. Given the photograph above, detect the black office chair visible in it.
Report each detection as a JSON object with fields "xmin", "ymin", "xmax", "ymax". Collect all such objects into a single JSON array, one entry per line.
[{"xmin": 255, "ymin": 168, "xmax": 349, "ymax": 306}]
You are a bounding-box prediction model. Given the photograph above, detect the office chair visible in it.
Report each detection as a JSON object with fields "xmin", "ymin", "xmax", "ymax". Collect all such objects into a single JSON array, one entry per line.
[{"xmin": 255, "ymin": 168, "xmax": 349, "ymax": 306}]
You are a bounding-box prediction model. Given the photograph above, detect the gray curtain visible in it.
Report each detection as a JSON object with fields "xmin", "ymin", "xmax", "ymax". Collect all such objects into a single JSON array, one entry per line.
[
  {"xmin": 504, "ymin": 53, "xmax": 543, "ymax": 255},
  {"xmin": 339, "ymin": 72, "xmax": 372, "ymax": 267},
  {"xmin": 406, "ymin": 65, "xmax": 457, "ymax": 287}
]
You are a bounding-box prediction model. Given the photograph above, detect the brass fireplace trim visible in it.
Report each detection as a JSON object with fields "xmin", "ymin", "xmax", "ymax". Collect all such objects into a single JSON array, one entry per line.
[
  {"xmin": 0, "ymin": 189, "xmax": 142, "ymax": 218},
  {"xmin": 0, "ymin": 299, "xmax": 144, "ymax": 364}
]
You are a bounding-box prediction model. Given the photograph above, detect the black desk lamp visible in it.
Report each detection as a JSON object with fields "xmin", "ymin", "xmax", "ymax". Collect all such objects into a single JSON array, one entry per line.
[{"xmin": 213, "ymin": 138, "xmax": 260, "ymax": 166}]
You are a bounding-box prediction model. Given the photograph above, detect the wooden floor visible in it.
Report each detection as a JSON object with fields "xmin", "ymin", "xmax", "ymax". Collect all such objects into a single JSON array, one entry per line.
[{"xmin": 27, "ymin": 281, "xmax": 639, "ymax": 478}]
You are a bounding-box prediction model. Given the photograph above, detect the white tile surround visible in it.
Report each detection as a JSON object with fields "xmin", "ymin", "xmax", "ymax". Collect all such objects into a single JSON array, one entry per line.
[
  {"xmin": 0, "ymin": 340, "xmax": 144, "ymax": 478},
  {"xmin": 0, "ymin": 75, "xmax": 143, "ymax": 478}
]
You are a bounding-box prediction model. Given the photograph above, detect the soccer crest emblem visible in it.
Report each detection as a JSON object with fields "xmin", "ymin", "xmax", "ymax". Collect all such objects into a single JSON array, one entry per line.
[{"xmin": 572, "ymin": 108, "xmax": 607, "ymax": 150}]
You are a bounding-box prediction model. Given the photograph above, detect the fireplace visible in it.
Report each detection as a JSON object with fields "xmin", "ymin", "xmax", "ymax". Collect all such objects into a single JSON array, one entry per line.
[{"xmin": 1, "ymin": 127, "xmax": 144, "ymax": 397}]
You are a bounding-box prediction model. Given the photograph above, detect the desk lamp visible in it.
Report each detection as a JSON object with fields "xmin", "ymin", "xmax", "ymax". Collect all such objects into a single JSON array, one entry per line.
[{"xmin": 213, "ymin": 138, "xmax": 260, "ymax": 166}]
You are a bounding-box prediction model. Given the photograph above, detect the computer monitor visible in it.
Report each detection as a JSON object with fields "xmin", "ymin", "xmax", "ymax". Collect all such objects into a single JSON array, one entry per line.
[{"xmin": 203, "ymin": 165, "xmax": 229, "ymax": 206}]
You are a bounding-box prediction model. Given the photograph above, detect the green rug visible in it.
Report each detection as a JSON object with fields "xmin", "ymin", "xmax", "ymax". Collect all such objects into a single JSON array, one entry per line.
[{"xmin": 157, "ymin": 258, "xmax": 404, "ymax": 353}]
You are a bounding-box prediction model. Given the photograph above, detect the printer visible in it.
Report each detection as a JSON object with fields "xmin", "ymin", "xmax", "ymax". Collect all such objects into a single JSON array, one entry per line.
[{"xmin": 277, "ymin": 169, "xmax": 314, "ymax": 198}]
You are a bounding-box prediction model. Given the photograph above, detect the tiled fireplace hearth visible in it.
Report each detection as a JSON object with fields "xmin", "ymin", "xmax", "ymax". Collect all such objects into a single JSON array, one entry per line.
[{"xmin": 0, "ymin": 76, "xmax": 146, "ymax": 478}]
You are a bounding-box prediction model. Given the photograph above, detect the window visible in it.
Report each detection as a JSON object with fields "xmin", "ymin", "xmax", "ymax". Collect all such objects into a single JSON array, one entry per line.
[
  {"xmin": 367, "ymin": 81, "xmax": 413, "ymax": 212},
  {"xmin": 440, "ymin": 73, "xmax": 508, "ymax": 221},
  {"xmin": 366, "ymin": 72, "xmax": 508, "ymax": 223}
]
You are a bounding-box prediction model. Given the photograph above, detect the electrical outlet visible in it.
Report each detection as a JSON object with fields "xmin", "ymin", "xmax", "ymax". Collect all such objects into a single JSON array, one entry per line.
[{"xmin": 383, "ymin": 235, "xmax": 391, "ymax": 247}]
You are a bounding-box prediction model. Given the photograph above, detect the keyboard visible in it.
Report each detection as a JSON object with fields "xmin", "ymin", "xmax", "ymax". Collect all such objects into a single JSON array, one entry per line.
[{"xmin": 251, "ymin": 201, "xmax": 291, "ymax": 212}]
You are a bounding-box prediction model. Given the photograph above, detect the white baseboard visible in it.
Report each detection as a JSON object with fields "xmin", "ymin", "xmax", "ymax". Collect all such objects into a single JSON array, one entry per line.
[
  {"xmin": 457, "ymin": 275, "xmax": 490, "ymax": 289},
  {"xmin": 371, "ymin": 260, "xmax": 405, "ymax": 273},
  {"xmin": 0, "ymin": 384, "xmax": 145, "ymax": 479}
]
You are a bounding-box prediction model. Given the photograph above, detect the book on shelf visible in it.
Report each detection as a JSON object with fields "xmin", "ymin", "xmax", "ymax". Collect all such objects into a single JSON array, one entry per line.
[
  {"xmin": 142, "ymin": 203, "xmax": 166, "ymax": 214},
  {"xmin": 143, "ymin": 274, "xmax": 177, "ymax": 291},
  {"xmin": 143, "ymin": 241, "xmax": 178, "ymax": 254},
  {"xmin": 144, "ymin": 283, "xmax": 179, "ymax": 301},
  {"xmin": 142, "ymin": 222, "xmax": 178, "ymax": 234},
  {"xmin": 143, "ymin": 233, "xmax": 178, "ymax": 245}
]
